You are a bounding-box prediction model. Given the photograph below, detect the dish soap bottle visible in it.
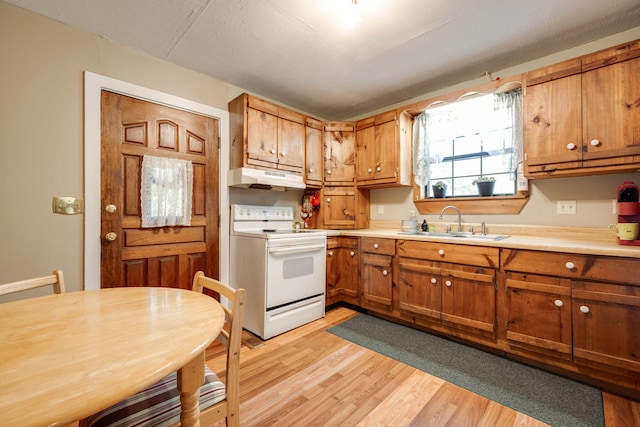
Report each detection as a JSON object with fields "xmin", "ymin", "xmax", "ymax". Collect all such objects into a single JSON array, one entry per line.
[{"xmin": 421, "ymin": 219, "xmax": 428, "ymax": 232}]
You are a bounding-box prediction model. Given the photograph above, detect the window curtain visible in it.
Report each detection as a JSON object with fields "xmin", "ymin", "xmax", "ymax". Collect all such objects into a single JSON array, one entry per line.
[
  {"xmin": 141, "ymin": 155, "xmax": 193, "ymax": 228},
  {"xmin": 494, "ymin": 88, "xmax": 523, "ymax": 170}
]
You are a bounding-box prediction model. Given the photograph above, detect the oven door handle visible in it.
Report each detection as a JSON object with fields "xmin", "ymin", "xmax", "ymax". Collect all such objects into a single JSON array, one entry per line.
[{"xmin": 268, "ymin": 243, "xmax": 326, "ymax": 255}]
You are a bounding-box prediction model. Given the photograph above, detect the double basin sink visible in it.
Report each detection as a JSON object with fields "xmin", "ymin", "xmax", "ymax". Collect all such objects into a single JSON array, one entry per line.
[{"xmin": 398, "ymin": 231, "xmax": 510, "ymax": 241}]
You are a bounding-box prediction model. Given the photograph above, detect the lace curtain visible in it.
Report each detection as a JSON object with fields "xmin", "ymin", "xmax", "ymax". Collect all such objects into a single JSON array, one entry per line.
[
  {"xmin": 140, "ymin": 155, "xmax": 193, "ymax": 228},
  {"xmin": 412, "ymin": 88, "xmax": 523, "ymax": 187}
]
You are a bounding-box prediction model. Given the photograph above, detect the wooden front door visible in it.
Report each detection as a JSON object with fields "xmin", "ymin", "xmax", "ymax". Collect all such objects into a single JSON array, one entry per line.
[{"xmin": 100, "ymin": 91, "xmax": 219, "ymax": 289}]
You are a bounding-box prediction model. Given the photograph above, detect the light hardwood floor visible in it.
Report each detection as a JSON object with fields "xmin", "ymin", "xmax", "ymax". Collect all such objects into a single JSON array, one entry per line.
[
  {"xmin": 205, "ymin": 306, "xmax": 640, "ymax": 427},
  {"xmin": 65, "ymin": 306, "xmax": 640, "ymax": 426}
]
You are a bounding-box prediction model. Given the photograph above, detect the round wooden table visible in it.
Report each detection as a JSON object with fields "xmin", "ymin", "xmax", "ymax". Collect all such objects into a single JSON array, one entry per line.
[{"xmin": 0, "ymin": 287, "xmax": 225, "ymax": 427}]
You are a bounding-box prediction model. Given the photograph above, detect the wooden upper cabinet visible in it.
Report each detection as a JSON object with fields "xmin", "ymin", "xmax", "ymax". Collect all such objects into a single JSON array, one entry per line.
[
  {"xmin": 229, "ymin": 93, "xmax": 305, "ymax": 174},
  {"xmin": 355, "ymin": 110, "xmax": 412, "ymax": 188},
  {"xmin": 582, "ymin": 56, "xmax": 640, "ymax": 167},
  {"xmin": 305, "ymin": 117, "xmax": 323, "ymax": 188},
  {"xmin": 523, "ymin": 59, "xmax": 583, "ymax": 175},
  {"xmin": 523, "ymin": 39, "xmax": 640, "ymax": 178},
  {"xmin": 324, "ymin": 122, "xmax": 356, "ymax": 185}
]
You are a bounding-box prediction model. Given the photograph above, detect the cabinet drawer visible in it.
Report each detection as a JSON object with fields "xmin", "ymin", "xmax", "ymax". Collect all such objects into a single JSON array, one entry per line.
[
  {"xmin": 397, "ymin": 240, "xmax": 498, "ymax": 268},
  {"xmin": 361, "ymin": 237, "xmax": 395, "ymax": 255},
  {"xmin": 502, "ymin": 249, "xmax": 640, "ymax": 284}
]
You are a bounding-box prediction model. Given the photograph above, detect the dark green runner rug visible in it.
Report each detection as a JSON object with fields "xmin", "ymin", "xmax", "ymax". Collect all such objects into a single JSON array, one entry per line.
[{"xmin": 328, "ymin": 313, "xmax": 603, "ymax": 427}]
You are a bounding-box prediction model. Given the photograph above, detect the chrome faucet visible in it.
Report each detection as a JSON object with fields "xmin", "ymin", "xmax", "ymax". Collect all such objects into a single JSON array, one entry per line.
[{"xmin": 439, "ymin": 205, "xmax": 462, "ymax": 232}]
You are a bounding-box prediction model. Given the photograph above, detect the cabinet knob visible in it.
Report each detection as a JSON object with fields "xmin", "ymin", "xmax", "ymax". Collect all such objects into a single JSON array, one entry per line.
[
  {"xmin": 431, "ymin": 277, "xmax": 437, "ymax": 284},
  {"xmin": 566, "ymin": 143, "xmax": 576, "ymax": 150},
  {"xmin": 376, "ymin": 166, "xmax": 381, "ymax": 172},
  {"xmin": 580, "ymin": 305, "xmax": 590, "ymax": 314},
  {"xmin": 445, "ymin": 280, "xmax": 452, "ymax": 287},
  {"xmin": 554, "ymin": 299, "xmax": 564, "ymax": 307},
  {"xmin": 327, "ymin": 170, "xmax": 332, "ymax": 175},
  {"xmin": 367, "ymin": 168, "xmax": 373, "ymax": 173},
  {"xmin": 590, "ymin": 139, "xmax": 601, "ymax": 147},
  {"xmin": 308, "ymin": 168, "xmax": 314, "ymax": 173},
  {"xmin": 565, "ymin": 261, "xmax": 575, "ymax": 270},
  {"xmin": 438, "ymin": 249, "xmax": 445, "ymax": 256},
  {"xmin": 373, "ymin": 243, "xmax": 379, "ymax": 249},
  {"xmin": 280, "ymin": 152, "xmax": 286, "ymax": 157},
  {"xmin": 270, "ymin": 149, "xmax": 276, "ymax": 154},
  {"xmin": 328, "ymin": 250, "xmax": 333, "ymax": 256},
  {"xmin": 382, "ymin": 269, "xmax": 388, "ymax": 276},
  {"xmin": 326, "ymin": 197, "xmax": 331, "ymax": 203},
  {"xmin": 350, "ymin": 251, "xmax": 355, "ymax": 257}
]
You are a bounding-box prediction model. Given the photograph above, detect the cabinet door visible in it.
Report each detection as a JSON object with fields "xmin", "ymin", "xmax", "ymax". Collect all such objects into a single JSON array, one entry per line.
[
  {"xmin": 524, "ymin": 73, "xmax": 582, "ymax": 175},
  {"xmin": 397, "ymin": 257, "xmax": 441, "ymax": 320},
  {"xmin": 323, "ymin": 187, "xmax": 356, "ymax": 228},
  {"xmin": 573, "ymin": 280, "xmax": 640, "ymax": 373},
  {"xmin": 305, "ymin": 118, "xmax": 323, "ymax": 187},
  {"xmin": 355, "ymin": 123, "xmax": 375, "ymax": 182},
  {"xmin": 278, "ymin": 117, "xmax": 305, "ymax": 173},
  {"xmin": 582, "ymin": 57, "xmax": 640, "ymax": 165},
  {"xmin": 324, "ymin": 122, "xmax": 355, "ymax": 185},
  {"xmin": 246, "ymin": 107, "xmax": 278, "ymax": 166},
  {"xmin": 361, "ymin": 253, "xmax": 393, "ymax": 309},
  {"xmin": 441, "ymin": 264, "xmax": 496, "ymax": 336},
  {"xmin": 505, "ymin": 272, "xmax": 572, "ymax": 358},
  {"xmin": 373, "ymin": 116, "xmax": 398, "ymax": 182},
  {"xmin": 326, "ymin": 237, "xmax": 359, "ymax": 304}
]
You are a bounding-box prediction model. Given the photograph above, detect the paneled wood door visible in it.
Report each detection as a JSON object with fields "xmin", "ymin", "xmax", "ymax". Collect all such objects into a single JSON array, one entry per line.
[{"xmin": 101, "ymin": 91, "xmax": 219, "ymax": 289}]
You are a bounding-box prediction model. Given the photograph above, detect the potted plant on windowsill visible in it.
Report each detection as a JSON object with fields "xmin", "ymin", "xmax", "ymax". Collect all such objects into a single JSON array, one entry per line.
[
  {"xmin": 431, "ymin": 181, "xmax": 447, "ymax": 198},
  {"xmin": 473, "ymin": 176, "xmax": 496, "ymax": 196}
]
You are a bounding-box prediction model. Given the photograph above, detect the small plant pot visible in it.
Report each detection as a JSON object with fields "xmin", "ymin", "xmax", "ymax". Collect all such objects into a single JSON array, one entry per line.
[
  {"xmin": 432, "ymin": 186, "xmax": 446, "ymax": 198},
  {"xmin": 476, "ymin": 181, "xmax": 495, "ymax": 197}
]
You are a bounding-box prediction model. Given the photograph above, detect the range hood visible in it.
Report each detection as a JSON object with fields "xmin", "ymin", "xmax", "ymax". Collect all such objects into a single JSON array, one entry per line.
[{"xmin": 227, "ymin": 167, "xmax": 306, "ymax": 191}]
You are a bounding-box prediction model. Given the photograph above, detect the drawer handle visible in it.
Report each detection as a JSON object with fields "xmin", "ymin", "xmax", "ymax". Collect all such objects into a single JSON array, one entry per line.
[
  {"xmin": 350, "ymin": 251, "xmax": 355, "ymax": 257},
  {"xmin": 554, "ymin": 299, "xmax": 564, "ymax": 307},
  {"xmin": 376, "ymin": 166, "xmax": 381, "ymax": 172},
  {"xmin": 368, "ymin": 168, "xmax": 372, "ymax": 173},
  {"xmin": 328, "ymin": 250, "xmax": 333, "ymax": 256},
  {"xmin": 382, "ymin": 269, "xmax": 389, "ymax": 276},
  {"xmin": 438, "ymin": 249, "xmax": 445, "ymax": 256},
  {"xmin": 565, "ymin": 261, "xmax": 575, "ymax": 270},
  {"xmin": 590, "ymin": 139, "xmax": 601, "ymax": 147},
  {"xmin": 566, "ymin": 143, "xmax": 576, "ymax": 150},
  {"xmin": 431, "ymin": 277, "xmax": 437, "ymax": 284},
  {"xmin": 373, "ymin": 243, "xmax": 379, "ymax": 249},
  {"xmin": 580, "ymin": 305, "xmax": 590, "ymax": 314},
  {"xmin": 445, "ymin": 280, "xmax": 452, "ymax": 287}
]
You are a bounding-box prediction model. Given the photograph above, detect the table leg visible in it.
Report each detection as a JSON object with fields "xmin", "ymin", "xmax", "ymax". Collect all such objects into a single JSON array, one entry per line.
[{"xmin": 177, "ymin": 350, "xmax": 205, "ymax": 427}]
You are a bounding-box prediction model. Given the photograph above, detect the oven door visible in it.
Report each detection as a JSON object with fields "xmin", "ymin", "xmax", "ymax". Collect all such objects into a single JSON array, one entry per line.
[{"xmin": 266, "ymin": 238, "xmax": 326, "ymax": 309}]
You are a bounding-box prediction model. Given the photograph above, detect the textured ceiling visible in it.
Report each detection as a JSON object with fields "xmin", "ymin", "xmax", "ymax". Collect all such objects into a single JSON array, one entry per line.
[{"xmin": 6, "ymin": 0, "xmax": 640, "ymax": 119}]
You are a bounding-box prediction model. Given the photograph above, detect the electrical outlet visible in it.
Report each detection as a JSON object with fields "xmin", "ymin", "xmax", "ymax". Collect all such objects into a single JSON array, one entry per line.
[
  {"xmin": 377, "ymin": 204, "xmax": 384, "ymax": 215},
  {"xmin": 557, "ymin": 200, "xmax": 576, "ymax": 215}
]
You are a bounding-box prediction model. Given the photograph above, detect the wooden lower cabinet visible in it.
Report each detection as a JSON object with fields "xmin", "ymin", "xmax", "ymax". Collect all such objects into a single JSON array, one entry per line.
[
  {"xmin": 572, "ymin": 280, "xmax": 640, "ymax": 374},
  {"xmin": 360, "ymin": 238, "xmax": 394, "ymax": 313},
  {"xmin": 326, "ymin": 237, "xmax": 359, "ymax": 306},
  {"xmin": 396, "ymin": 240, "xmax": 498, "ymax": 341},
  {"xmin": 504, "ymin": 272, "xmax": 573, "ymax": 360}
]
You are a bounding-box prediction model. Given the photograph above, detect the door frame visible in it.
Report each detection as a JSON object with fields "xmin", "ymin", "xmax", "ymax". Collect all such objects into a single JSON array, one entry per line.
[{"xmin": 84, "ymin": 71, "xmax": 230, "ymax": 290}]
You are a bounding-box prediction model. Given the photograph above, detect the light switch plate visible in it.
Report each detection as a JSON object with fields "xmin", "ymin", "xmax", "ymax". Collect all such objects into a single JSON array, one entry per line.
[{"xmin": 53, "ymin": 196, "xmax": 84, "ymax": 215}]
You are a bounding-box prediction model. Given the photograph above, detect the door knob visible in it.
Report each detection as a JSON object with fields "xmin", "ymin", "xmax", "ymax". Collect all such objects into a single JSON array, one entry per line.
[
  {"xmin": 105, "ymin": 232, "xmax": 117, "ymax": 242},
  {"xmin": 105, "ymin": 204, "xmax": 117, "ymax": 213}
]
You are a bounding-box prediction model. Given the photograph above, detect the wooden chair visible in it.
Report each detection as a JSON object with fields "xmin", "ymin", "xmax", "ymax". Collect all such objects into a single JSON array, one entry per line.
[
  {"xmin": 83, "ymin": 272, "xmax": 246, "ymax": 427},
  {"xmin": 0, "ymin": 270, "xmax": 65, "ymax": 297}
]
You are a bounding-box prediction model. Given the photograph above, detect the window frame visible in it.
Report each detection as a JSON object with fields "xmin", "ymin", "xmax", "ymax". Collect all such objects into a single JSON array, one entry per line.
[{"xmin": 402, "ymin": 75, "xmax": 529, "ymax": 215}]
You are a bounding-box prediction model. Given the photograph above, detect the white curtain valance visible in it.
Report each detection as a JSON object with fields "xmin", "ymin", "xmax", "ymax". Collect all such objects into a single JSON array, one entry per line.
[{"xmin": 140, "ymin": 155, "xmax": 193, "ymax": 228}]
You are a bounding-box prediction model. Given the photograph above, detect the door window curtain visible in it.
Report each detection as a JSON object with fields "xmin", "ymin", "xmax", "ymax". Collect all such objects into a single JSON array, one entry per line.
[{"xmin": 140, "ymin": 155, "xmax": 193, "ymax": 228}]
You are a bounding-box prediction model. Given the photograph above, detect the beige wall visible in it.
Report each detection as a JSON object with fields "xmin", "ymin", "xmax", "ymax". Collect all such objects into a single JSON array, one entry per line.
[{"xmin": 1, "ymin": 1, "xmax": 639, "ymax": 294}]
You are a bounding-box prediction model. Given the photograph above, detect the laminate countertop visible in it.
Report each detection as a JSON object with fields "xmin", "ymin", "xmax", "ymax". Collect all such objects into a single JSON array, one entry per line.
[{"xmin": 322, "ymin": 226, "xmax": 640, "ymax": 259}]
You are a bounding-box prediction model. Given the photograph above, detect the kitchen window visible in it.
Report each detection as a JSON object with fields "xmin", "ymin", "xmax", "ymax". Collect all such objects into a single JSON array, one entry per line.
[{"xmin": 413, "ymin": 89, "xmax": 522, "ymax": 199}]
